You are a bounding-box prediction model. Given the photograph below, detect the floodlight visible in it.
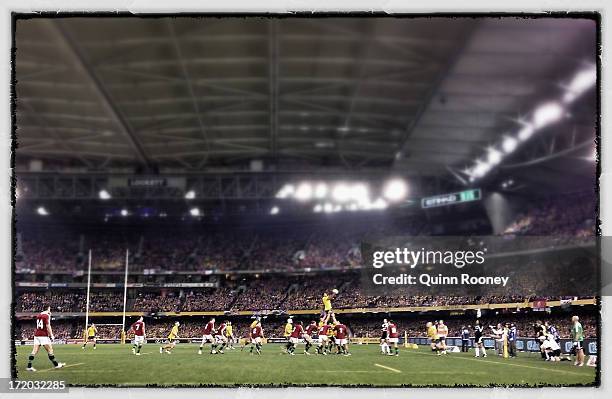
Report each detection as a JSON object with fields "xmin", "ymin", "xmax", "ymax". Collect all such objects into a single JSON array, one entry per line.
[
  {"xmin": 98, "ymin": 189, "xmax": 111, "ymax": 200},
  {"xmin": 295, "ymin": 183, "xmax": 313, "ymax": 201},
  {"xmin": 532, "ymin": 102, "xmax": 563, "ymax": 129},
  {"xmin": 502, "ymin": 136, "xmax": 518, "ymax": 153},
  {"xmin": 383, "ymin": 179, "xmax": 408, "ymax": 202}
]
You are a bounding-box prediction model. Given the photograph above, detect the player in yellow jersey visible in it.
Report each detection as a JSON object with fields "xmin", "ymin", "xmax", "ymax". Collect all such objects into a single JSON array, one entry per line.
[
  {"xmin": 160, "ymin": 321, "xmax": 180, "ymax": 354},
  {"xmin": 282, "ymin": 318, "xmax": 293, "ymax": 353},
  {"xmin": 226, "ymin": 322, "xmax": 235, "ymax": 349},
  {"xmin": 426, "ymin": 322, "xmax": 438, "ymax": 352},
  {"xmin": 322, "ymin": 293, "xmax": 333, "ymax": 316},
  {"xmin": 82, "ymin": 323, "xmax": 98, "ymax": 350}
]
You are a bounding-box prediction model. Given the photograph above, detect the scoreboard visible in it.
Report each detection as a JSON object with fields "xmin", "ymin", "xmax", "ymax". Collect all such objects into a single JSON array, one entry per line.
[{"xmin": 421, "ymin": 188, "xmax": 482, "ymax": 209}]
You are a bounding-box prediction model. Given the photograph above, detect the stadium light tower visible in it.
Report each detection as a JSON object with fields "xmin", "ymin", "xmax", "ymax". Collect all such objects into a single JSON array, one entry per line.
[{"xmin": 383, "ymin": 179, "xmax": 408, "ymax": 202}]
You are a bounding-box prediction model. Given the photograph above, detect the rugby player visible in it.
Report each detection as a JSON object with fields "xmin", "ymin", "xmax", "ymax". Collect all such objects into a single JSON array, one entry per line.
[
  {"xmin": 160, "ymin": 321, "xmax": 180, "ymax": 354},
  {"xmin": 387, "ymin": 319, "xmax": 400, "ymax": 356},
  {"xmin": 303, "ymin": 320, "xmax": 318, "ymax": 355},
  {"xmin": 380, "ymin": 319, "xmax": 390, "ymax": 355},
  {"xmin": 288, "ymin": 321, "xmax": 304, "ymax": 355},
  {"xmin": 129, "ymin": 316, "xmax": 146, "ymax": 355},
  {"xmin": 82, "ymin": 323, "xmax": 98, "ymax": 350},
  {"xmin": 437, "ymin": 320, "xmax": 449, "ymax": 355},
  {"xmin": 322, "ymin": 292, "xmax": 333, "ymax": 317},
  {"xmin": 542, "ymin": 334, "xmax": 562, "ymax": 362},
  {"xmin": 213, "ymin": 320, "xmax": 229, "ymax": 354},
  {"xmin": 26, "ymin": 305, "xmax": 65, "ymax": 371},
  {"xmin": 283, "ymin": 318, "xmax": 293, "ymax": 354},
  {"xmin": 226, "ymin": 321, "xmax": 235, "ymax": 349},
  {"xmin": 332, "ymin": 318, "xmax": 351, "ymax": 356},
  {"xmin": 249, "ymin": 320, "xmax": 264, "ymax": 355},
  {"xmin": 241, "ymin": 316, "xmax": 260, "ymax": 351},
  {"xmin": 317, "ymin": 319, "xmax": 331, "ymax": 355},
  {"xmin": 426, "ymin": 321, "xmax": 437, "ymax": 352},
  {"xmin": 198, "ymin": 317, "xmax": 216, "ymax": 355}
]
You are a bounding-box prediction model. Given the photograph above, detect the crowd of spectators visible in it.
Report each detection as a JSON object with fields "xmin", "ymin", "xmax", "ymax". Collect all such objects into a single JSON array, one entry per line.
[{"xmin": 504, "ymin": 191, "xmax": 596, "ymax": 237}]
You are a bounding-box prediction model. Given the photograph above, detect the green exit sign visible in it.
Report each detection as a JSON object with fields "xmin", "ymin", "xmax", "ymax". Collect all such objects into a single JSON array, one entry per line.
[{"xmin": 421, "ymin": 189, "xmax": 482, "ymax": 209}]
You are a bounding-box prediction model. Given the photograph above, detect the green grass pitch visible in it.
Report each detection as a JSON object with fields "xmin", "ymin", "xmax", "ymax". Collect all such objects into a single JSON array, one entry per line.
[{"xmin": 15, "ymin": 344, "xmax": 597, "ymax": 387}]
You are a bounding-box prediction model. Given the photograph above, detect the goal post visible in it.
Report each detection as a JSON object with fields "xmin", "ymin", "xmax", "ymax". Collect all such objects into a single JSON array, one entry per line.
[
  {"xmin": 83, "ymin": 249, "xmax": 92, "ymax": 343},
  {"xmin": 121, "ymin": 249, "xmax": 129, "ymax": 344}
]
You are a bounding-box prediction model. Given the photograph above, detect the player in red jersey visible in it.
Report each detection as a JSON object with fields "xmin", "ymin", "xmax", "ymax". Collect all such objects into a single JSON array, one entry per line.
[
  {"xmin": 198, "ymin": 317, "xmax": 216, "ymax": 355},
  {"xmin": 213, "ymin": 320, "xmax": 228, "ymax": 354},
  {"xmin": 303, "ymin": 321, "xmax": 318, "ymax": 355},
  {"xmin": 249, "ymin": 321, "xmax": 264, "ymax": 355},
  {"xmin": 26, "ymin": 305, "xmax": 65, "ymax": 371},
  {"xmin": 128, "ymin": 316, "xmax": 146, "ymax": 356},
  {"xmin": 288, "ymin": 321, "xmax": 304, "ymax": 355},
  {"xmin": 317, "ymin": 320, "xmax": 331, "ymax": 355},
  {"xmin": 331, "ymin": 315, "xmax": 351, "ymax": 356},
  {"xmin": 387, "ymin": 319, "xmax": 400, "ymax": 356}
]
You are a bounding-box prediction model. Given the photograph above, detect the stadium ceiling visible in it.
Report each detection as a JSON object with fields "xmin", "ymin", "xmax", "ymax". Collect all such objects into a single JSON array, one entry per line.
[{"xmin": 15, "ymin": 17, "xmax": 596, "ymax": 185}]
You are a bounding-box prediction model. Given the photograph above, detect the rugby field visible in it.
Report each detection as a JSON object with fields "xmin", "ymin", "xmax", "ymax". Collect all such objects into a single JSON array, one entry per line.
[{"xmin": 14, "ymin": 344, "xmax": 598, "ymax": 387}]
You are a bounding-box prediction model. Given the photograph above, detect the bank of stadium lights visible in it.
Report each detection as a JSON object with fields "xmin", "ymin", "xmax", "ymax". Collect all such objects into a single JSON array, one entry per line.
[
  {"xmin": 98, "ymin": 189, "xmax": 111, "ymax": 200},
  {"xmin": 189, "ymin": 207, "xmax": 201, "ymax": 217},
  {"xmin": 184, "ymin": 190, "xmax": 196, "ymax": 200},
  {"xmin": 562, "ymin": 64, "xmax": 597, "ymax": 104},
  {"xmin": 465, "ymin": 64, "xmax": 596, "ymax": 183},
  {"xmin": 36, "ymin": 206, "xmax": 48, "ymax": 216},
  {"xmin": 120, "ymin": 208, "xmax": 129, "ymax": 217},
  {"xmin": 278, "ymin": 179, "xmax": 405, "ymax": 213},
  {"xmin": 270, "ymin": 206, "xmax": 280, "ymax": 215}
]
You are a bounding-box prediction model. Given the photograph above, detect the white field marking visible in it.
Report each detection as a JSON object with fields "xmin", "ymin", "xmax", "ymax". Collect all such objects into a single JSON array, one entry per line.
[
  {"xmin": 38, "ymin": 362, "xmax": 85, "ymax": 373},
  {"xmin": 412, "ymin": 351, "xmax": 588, "ymax": 376},
  {"xmin": 303, "ymin": 370, "xmax": 387, "ymax": 373},
  {"xmin": 374, "ymin": 363, "xmax": 402, "ymax": 373}
]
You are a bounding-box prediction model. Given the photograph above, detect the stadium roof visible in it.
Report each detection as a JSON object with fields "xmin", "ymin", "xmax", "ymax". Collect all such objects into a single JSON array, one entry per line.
[{"xmin": 14, "ymin": 16, "xmax": 597, "ymax": 189}]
